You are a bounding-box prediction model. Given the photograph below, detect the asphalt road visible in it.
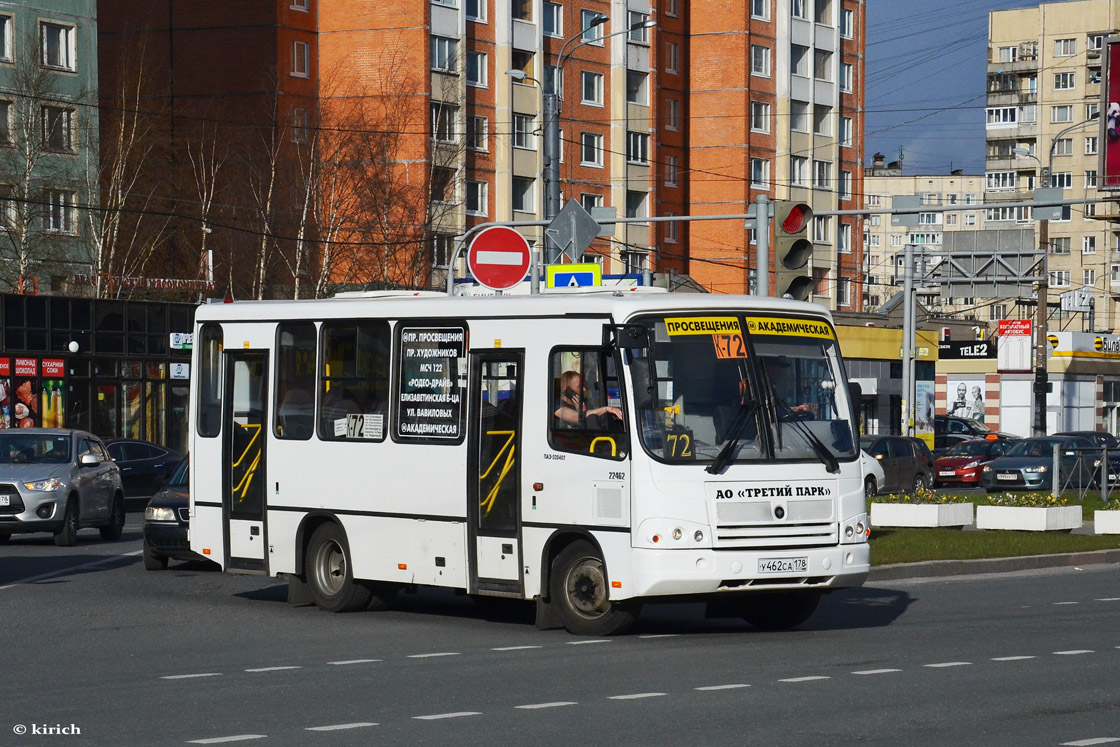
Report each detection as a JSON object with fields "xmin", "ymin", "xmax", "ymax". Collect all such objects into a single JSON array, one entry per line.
[{"xmin": 2, "ymin": 516, "xmax": 1119, "ymax": 746}]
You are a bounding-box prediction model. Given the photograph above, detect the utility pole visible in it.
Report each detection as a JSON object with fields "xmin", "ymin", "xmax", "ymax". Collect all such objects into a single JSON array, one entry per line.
[
  {"xmin": 902, "ymin": 243, "xmax": 915, "ymax": 437},
  {"xmin": 755, "ymin": 194, "xmax": 770, "ymax": 297},
  {"xmin": 1033, "ymin": 217, "xmax": 1049, "ymax": 436}
]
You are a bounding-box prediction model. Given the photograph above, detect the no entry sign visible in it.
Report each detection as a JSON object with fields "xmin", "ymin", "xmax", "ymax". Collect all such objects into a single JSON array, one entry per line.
[{"xmin": 467, "ymin": 227, "xmax": 531, "ymax": 291}]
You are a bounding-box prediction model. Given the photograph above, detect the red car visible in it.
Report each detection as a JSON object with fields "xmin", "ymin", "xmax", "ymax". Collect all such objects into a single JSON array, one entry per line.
[{"xmin": 933, "ymin": 438, "xmax": 1011, "ymax": 487}]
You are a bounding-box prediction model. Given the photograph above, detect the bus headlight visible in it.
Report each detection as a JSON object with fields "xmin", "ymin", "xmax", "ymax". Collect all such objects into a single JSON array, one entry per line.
[
  {"xmin": 672, "ymin": 528, "xmax": 682, "ymax": 541},
  {"xmin": 841, "ymin": 514, "xmax": 869, "ymax": 544},
  {"xmin": 694, "ymin": 530, "xmax": 704, "ymax": 542}
]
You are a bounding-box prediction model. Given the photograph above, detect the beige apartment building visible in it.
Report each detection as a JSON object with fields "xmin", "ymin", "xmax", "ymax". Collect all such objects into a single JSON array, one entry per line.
[{"xmin": 987, "ymin": 0, "xmax": 1120, "ymax": 332}]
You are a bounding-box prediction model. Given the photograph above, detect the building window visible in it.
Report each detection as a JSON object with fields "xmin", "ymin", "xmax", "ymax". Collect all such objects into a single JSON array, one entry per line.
[
  {"xmin": 750, "ymin": 101, "xmax": 770, "ymax": 133},
  {"xmin": 1049, "ymin": 270, "xmax": 1071, "ymax": 288},
  {"xmin": 791, "ymin": 44, "xmax": 809, "ymax": 77},
  {"xmin": 1086, "ymin": 170, "xmax": 1098, "ymax": 189},
  {"xmin": 512, "ymin": 176, "xmax": 535, "ymax": 213},
  {"xmin": 626, "ymin": 71, "xmax": 648, "ymax": 105},
  {"xmin": 791, "ymin": 155, "xmax": 807, "ymax": 186},
  {"xmin": 512, "ymin": 0, "xmax": 532, "ymax": 20},
  {"xmin": 985, "ymin": 107, "xmax": 1017, "ymax": 127},
  {"xmin": 665, "ymin": 155, "xmax": 679, "ymax": 187},
  {"xmin": 513, "ymin": 114, "xmax": 534, "ymax": 149},
  {"xmin": 752, "ymin": 0, "xmax": 769, "ymax": 19},
  {"xmin": 0, "ymin": 100, "xmax": 10, "ymax": 146},
  {"xmin": 628, "ymin": 11, "xmax": 650, "ymax": 43},
  {"xmin": 839, "ymin": 116, "xmax": 853, "ymax": 147},
  {"xmin": 1087, "ymin": 103, "xmax": 1100, "ymax": 120},
  {"xmin": 580, "ymin": 192, "xmax": 603, "ymax": 212},
  {"xmin": 625, "ymin": 190, "xmax": 647, "ymax": 220},
  {"xmin": 543, "ymin": 2, "xmax": 562, "ymax": 36},
  {"xmin": 291, "ymin": 0, "xmax": 309, "ymax": 10},
  {"xmin": 511, "ymin": 49, "xmax": 534, "ymax": 80},
  {"xmin": 430, "ymin": 36, "xmax": 457, "ymax": 72},
  {"xmin": 666, "ymin": 42, "xmax": 680, "ymax": 74},
  {"xmin": 1054, "ymin": 38, "xmax": 1076, "ymax": 57},
  {"xmin": 790, "ymin": 100, "xmax": 810, "ymax": 132},
  {"xmin": 431, "ymin": 234, "xmax": 454, "ymax": 268},
  {"xmin": 1051, "ymin": 172, "xmax": 1073, "ymax": 189},
  {"xmin": 291, "ymin": 40, "xmax": 310, "ymax": 78},
  {"xmin": 840, "ymin": 8, "xmax": 854, "ymax": 38},
  {"xmin": 840, "ymin": 170, "xmax": 852, "ymax": 199},
  {"xmin": 813, "ymin": 160, "xmax": 832, "ymax": 189},
  {"xmin": 581, "ymin": 10, "xmax": 605, "ymax": 44},
  {"xmin": 812, "ymin": 267, "xmax": 829, "ymax": 297},
  {"xmin": 1086, "ymin": 202, "xmax": 1098, "ymax": 218},
  {"xmin": 813, "ymin": 105, "xmax": 831, "ymax": 136},
  {"xmin": 581, "ymin": 71, "xmax": 603, "ymax": 105},
  {"xmin": 466, "ymin": 51, "xmax": 487, "ymax": 87},
  {"xmin": 750, "ymin": 45, "xmax": 770, "ymax": 77},
  {"xmin": 466, "ymin": 180, "xmax": 487, "ymax": 216},
  {"xmin": 791, "ymin": 0, "xmax": 807, "ymax": 20},
  {"xmin": 580, "ymin": 131, "xmax": 603, "ymax": 167},
  {"xmin": 985, "ymin": 171, "xmax": 1016, "ymax": 190},
  {"xmin": 840, "ymin": 62, "xmax": 853, "ymax": 92},
  {"xmin": 665, "ymin": 214, "xmax": 679, "ymax": 243},
  {"xmin": 1050, "ymin": 237, "xmax": 1071, "ymax": 255},
  {"xmin": 0, "ymin": 15, "xmax": 11, "ymax": 62},
  {"xmin": 1051, "ymin": 105, "xmax": 1073, "ymax": 123},
  {"xmin": 665, "ymin": 98, "xmax": 680, "ymax": 130},
  {"xmin": 750, "ymin": 157, "xmax": 769, "ymax": 188},
  {"xmin": 1112, "ymin": 264, "xmax": 1120, "ymax": 285},
  {"xmin": 430, "ymin": 166, "xmax": 456, "ymax": 204},
  {"xmin": 837, "ymin": 277, "xmax": 851, "ymax": 307},
  {"xmin": 467, "ymin": 115, "xmax": 487, "ymax": 151},
  {"xmin": 965, "ymin": 214, "xmax": 976, "ymax": 226},
  {"xmin": 1053, "ymin": 138, "xmax": 1072, "ymax": 157},
  {"xmin": 41, "ymin": 106, "xmax": 73, "ymax": 152},
  {"xmin": 1054, "ymin": 72, "xmax": 1075, "ymax": 90},
  {"xmin": 813, "ymin": 216, "xmax": 830, "ymax": 243},
  {"xmin": 1083, "ymin": 235, "xmax": 1097, "ymax": 254},
  {"xmin": 838, "ymin": 223, "xmax": 851, "ymax": 254},
  {"xmin": 431, "ymin": 103, "xmax": 456, "ymax": 142},
  {"xmin": 290, "ymin": 107, "xmax": 310, "ymax": 144},
  {"xmin": 466, "ymin": 0, "xmax": 486, "ymax": 21},
  {"xmin": 814, "ymin": 49, "xmax": 832, "ymax": 81},
  {"xmin": 43, "ymin": 189, "xmax": 75, "ymax": 233},
  {"xmin": 627, "ymin": 131, "xmax": 649, "ymax": 164},
  {"xmin": 665, "ymin": 0, "xmax": 679, "ymax": 16},
  {"xmin": 40, "ymin": 22, "xmax": 75, "ymax": 71}
]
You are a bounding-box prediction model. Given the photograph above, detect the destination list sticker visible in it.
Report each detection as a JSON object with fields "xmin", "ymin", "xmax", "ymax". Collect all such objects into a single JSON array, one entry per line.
[{"xmin": 397, "ymin": 326, "xmax": 467, "ymax": 440}]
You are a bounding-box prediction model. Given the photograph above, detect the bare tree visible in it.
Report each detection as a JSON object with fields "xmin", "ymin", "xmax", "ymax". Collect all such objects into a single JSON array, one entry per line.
[{"xmin": 185, "ymin": 118, "xmax": 229, "ymax": 291}]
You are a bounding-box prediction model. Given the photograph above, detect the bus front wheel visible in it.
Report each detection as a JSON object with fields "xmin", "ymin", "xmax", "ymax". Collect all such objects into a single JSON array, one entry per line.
[
  {"xmin": 740, "ymin": 591, "xmax": 821, "ymax": 631},
  {"xmin": 306, "ymin": 523, "xmax": 373, "ymax": 613},
  {"xmin": 550, "ymin": 540, "xmax": 639, "ymax": 636}
]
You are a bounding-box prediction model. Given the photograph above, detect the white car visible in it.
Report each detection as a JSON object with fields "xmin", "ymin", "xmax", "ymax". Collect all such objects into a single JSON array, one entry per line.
[{"xmin": 861, "ymin": 449, "xmax": 886, "ymax": 497}]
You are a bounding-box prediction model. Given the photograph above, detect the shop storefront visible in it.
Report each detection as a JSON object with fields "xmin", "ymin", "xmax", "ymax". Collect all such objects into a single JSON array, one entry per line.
[{"xmin": 0, "ymin": 294, "xmax": 195, "ymax": 452}]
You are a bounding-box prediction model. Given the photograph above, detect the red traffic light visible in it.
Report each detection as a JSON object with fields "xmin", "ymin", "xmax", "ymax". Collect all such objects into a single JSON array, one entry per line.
[{"xmin": 780, "ymin": 203, "xmax": 812, "ymax": 234}]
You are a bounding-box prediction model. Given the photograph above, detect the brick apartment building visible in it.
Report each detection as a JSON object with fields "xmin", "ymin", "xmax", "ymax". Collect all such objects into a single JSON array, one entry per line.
[{"xmin": 98, "ymin": 0, "xmax": 866, "ymax": 303}]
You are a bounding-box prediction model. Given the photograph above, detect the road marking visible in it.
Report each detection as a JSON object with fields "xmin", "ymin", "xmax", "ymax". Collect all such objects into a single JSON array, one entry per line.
[
  {"xmin": 924, "ymin": 662, "xmax": 971, "ymax": 668},
  {"xmin": 567, "ymin": 639, "xmax": 609, "ymax": 645},
  {"xmin": 992, "ymin": 656, "xmax": 1036, "ymax": 662},
  {"xmin": 516, "ymin": 702, "xmax": 577, "ymax": 710},
  {"xmin": 492, "ymin": 646, "xmax": 542, "ymax": 651},
  {"xmin": 305, "ymin": 723, "xmax": 378, "ymax": 732},
  {"xmin": 1096, "ymin": 597, "xmax": 1120, "ymax": 602},
  {"xmin": 245, "ymin": 666, "xmax": 301, "ymax": 673},
  {"xmin": 413, "ymin": 712, "xmax": 481, "ymax": 720},
  {"xmin": 639, "ymin": 634, "xmax": 680, "ymax": 639},
  {"xmin": 1054, "ymin": 601, "xmax": 1080, "ymax": 606},
  {"xmin": 779, "ymin": 676, "xmax": 830, "ymax": 683},
  {"xmin": 1054, "ymin": 650, "xmax": 1094, "ymax": 656},
  {"xmin": 0, "ymin": 550, "xmax": 143, "ymax": 590},
  {"xmin": 852, "ymin": 669, "xmax": 901, "ymax": 675},
  {"xmin": 161, "ymin": 673, "xmax": 222, "ymax": 680},
  {"xmin": 1061, "ymin": 739, "xmax": 1120, "ymax": 746},
  {"xmin": 187, "ymin": 737, "xmax": 266, "ymax": 744},
  {"xmin": 609, "ymin": 693, "xmax": 666, "ymax": 700},
  {"xmin": 408, "ymin": 652, "xmax": 460, "ymax": 659},
  {"xmin": 696, "ymin": 684, "xmax": 750, "ymax": 691},
  {"xmin": 329, "ymin": 659, "xmax": 381, "ymax": 666}
]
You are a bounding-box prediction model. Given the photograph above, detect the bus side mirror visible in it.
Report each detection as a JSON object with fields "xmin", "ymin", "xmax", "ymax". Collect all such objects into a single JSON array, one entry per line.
[
  {"xmin": 606, "ymin": 324, "xmax": 649, "ymax": 350},
  {"xmin": 848, "ymin": 381, "xmax": 862, "ymax": 405}
]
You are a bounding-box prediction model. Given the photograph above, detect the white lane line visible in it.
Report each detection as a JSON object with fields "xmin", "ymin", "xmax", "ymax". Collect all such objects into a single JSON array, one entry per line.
[
  {"xmin": 492, "ymin": 646, "xmax": 542, "ymax": 651},
  {"xmin": 1096, "ymin": 597, "xmax": 1120, "ymax": 602},
  {"xmin": 305, "ymin": 723, "xmax": 378, "ymax": 732},
  {"xmin": 161, "ymin": 673, "xmax": 222, "ymax": 680},
  {"xmin": 0, "ymin": 550, "xmax": 143, "ymax": 591},
  {"xmin": 1061, "ymin": 739, "xmax": 1120, "ymax": 746},
  {"xmin": 639, "ymin": 634, "xmax": 680, "ymax": 639},
  {"xmin": 609, "ymin": 693, "xmax": 666, "ymax": 700},
  {"xmin": 187, "ymin": 737, "xmax": 266, "ymax": 744},
  {"xmin": 408, "ymin": 652, "xmax": 460, "ymax": 659},
  {"xmin": 413, "ymin": 712, "xmax": 481, "ymax": 720},
  {"xmin": 329, "ymin": 659, "xmax": 381, "ymax": 666},
  {"xmin": 1054, "ymin": 650, "xmax": 1094, "ymax": 656},
  {"xmin": 924, "ymin": 662, "xmax": 971, "ymax": 668},
  {"xmin": 852, "ymin": 669, "xmax": 901, "ymax": 675},
  {"xmin": 567, "ymin": 639, "xmax": 610, "ymax": 645},
  {"xmin": 779, "ymin": 676, "xmax": 830, "ymax": 683},
  {"xmin": 1054, "ymin": 601, "xmax": 1080, "ymax": 606},
  {"xmin": 696, "ymin": 684, "xmax": 750, "ymax": 691},
  {"xmin": 992, "ymin": 656, "xmax": 1036, "ymax": 662},
  {"xmin": 516, "ymin": 702, "xmax": 578, "ymax": 710},
  {"xmin": 244, "ymin": 666, "xmax": 301, "ymax": 673}
]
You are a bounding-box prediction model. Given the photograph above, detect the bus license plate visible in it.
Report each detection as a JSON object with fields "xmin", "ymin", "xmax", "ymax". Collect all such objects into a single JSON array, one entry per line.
[
  {"xmin": 0, "ymin": 495, "xmax": 7, "ymax": 506},
  {"xmin": 996, "ymin": 473, "xmax": 1018, "ymax": 481},
  {"xmin": 758, "ymin": 557, "xmax": 807, "ymax": 574}
]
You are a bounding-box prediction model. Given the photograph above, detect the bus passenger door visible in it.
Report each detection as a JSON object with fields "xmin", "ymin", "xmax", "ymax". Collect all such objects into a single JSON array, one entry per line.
[
  {"xmin": 467, "ymin": 351, "xmax": 524, "ymax": 596},
  {"xmin": 223, "ymin": 352, "xmax": 268, "ymax": 571}
]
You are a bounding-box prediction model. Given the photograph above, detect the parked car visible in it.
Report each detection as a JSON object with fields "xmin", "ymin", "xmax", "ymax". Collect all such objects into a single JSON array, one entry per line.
[
  {"xmin": 861, "ymin": 449, "xmax": 887, "ymax": 497},
  {"xmin": 980, "ymin": 435, "xmax": 1097, "ymax": 491},
  {"xmin": 1053, "ymin": 430, "xmax": 1120, "ymax": 449},
  {"xmin": 0, "ymin": 429, "xmax": 125, "ymax": 546},
  {"xmin": 934, "ymin": 416, "xmax": 1019, "ymax": 453},
  {"xmin": 859, "ymin": 435, "xmax": 932, "ymax": 493},
  {"xmin": 907, "ymin": 437, "xmax": 936, "ymax": 471},
  {"xmin": 933, "ymin": 438, "xmax": 1010, "ymax": 488},
  {"xmin": 143, "ymin": 456, "xmax": 201, "ymax": 570},
  {"xmin": 104, "ymin": 438, "xmax": 183, "ymax": 502}
]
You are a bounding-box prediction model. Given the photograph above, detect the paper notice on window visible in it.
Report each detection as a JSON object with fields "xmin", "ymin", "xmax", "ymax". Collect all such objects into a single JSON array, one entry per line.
[
  {"xmin": 334, "ymin": 417, "xmax": 347, "ymax": 437},
  {"xmin": 363, "ymin": 414, "xmax": 383, "ymax": 439}
]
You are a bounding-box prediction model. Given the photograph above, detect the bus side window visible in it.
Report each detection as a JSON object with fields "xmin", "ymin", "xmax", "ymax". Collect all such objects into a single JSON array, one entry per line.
[
  {"xmin": 547, "ymin": 347, "xmax": 628, "ymax": 460},
  {"xmin": 197, "ymin": 324, "xmax": 223, "ymax": 438},
  {"xmin": 274, "ymin": 322, "xmax": 316, "ymax": 440},
  {"xmin": 319, "ymin": 321, "xmax": 390, "ymax": 441}
]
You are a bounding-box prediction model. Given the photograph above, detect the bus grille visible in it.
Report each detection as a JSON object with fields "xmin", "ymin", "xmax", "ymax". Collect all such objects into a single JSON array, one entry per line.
[{"xmin": 714, "ymin": 499, "xmax": 837, "ymax": 549}]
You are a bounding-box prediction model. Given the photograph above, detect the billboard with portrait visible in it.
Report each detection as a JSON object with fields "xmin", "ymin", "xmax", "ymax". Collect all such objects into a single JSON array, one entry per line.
[
  {"xmin": 1101, "ymin": 37, "xmax": 1120, "ymax": 189},
  {"xmin": 946, "ymin": 379, "xmax": 986, "ymax": 423}
]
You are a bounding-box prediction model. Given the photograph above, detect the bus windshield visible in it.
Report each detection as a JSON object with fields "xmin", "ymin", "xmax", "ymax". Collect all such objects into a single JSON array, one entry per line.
[{"xmin": 627, "ymin": 313, "xmax": 857, "ymax": 466}]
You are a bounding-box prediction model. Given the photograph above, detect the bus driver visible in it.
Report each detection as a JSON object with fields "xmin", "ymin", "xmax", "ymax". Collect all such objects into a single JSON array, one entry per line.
[{"xmin": 554, "ymin": 370, "xmax": 623, "ymax": 426}]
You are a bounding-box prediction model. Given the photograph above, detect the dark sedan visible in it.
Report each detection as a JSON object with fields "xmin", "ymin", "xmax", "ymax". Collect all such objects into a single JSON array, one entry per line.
[
  {"xmin": 142, "ymin": 457, "xmax": 200, "ymax": 570},
  {"xmin": 980, "ymin": 435, "xmax": 1096, "ymax": 491},
  {"xmin": 860, "ymin": 435, "xmax": 932, "ymax": 493},
  {"xmin": 105, "ymin": 438, "xmax": 183, "ymax": 502}
]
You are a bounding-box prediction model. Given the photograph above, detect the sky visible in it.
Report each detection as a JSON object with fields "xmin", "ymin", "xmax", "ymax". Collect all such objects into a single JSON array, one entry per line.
[{"xmin": 865, "ymin": 0, "xmax": 1070, "ymax": 174}]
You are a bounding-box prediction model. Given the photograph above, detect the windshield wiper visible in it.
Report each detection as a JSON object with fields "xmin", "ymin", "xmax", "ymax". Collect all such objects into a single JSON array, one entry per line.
[
  {"xmin": 772, "ymin": 397, "xmax": 840, "ymax": 473},
  {"xmin": 705, "ymin": 400, "xmax": 760, "ymax": 475}
]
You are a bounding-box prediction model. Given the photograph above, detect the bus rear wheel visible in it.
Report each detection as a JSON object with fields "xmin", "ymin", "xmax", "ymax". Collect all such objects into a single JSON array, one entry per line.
[
  {"xmin": 306, "ymin": 523, "xmax": 373, "ymax": 613},
  {"xmin": 550, "ymin": 540, "xmax": 639, "ymax": 636},
  {"xmin": 740, "ymin": 591, "xmax": 821, "ymax": 631}
]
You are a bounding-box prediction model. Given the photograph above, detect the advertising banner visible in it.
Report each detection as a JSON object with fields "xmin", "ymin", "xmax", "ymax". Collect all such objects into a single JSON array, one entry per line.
[{"xmin": 1102, "ymin": 37, "xmax": 1120, "ymax": 189}]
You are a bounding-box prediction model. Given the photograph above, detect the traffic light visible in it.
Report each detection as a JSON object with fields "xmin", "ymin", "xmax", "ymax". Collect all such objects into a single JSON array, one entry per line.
[{"xmin": 772, "ymin": 200, "xmax": 814, "ymax": 301}]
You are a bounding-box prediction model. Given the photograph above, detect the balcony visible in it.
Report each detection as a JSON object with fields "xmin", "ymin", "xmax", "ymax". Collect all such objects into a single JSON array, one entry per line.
[{"xmin": 986, "ymin": 90, "xmax": 1037, "ymax": 107}]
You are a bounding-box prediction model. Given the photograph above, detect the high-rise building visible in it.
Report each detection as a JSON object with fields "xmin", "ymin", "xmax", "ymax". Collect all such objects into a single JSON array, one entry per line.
[
  {"xmin": 987, "ymin": 0, "xmax": 1118, "ymax": 332},
  {"xmin": 99, "ymin": 0, "xmax": 866, "ymax": 302}
]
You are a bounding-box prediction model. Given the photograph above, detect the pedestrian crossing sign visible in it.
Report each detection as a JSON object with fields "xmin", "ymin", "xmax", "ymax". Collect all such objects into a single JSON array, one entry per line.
[{"xmin": 546, "ymin": 263, "xmax": 602, "ymax": 288}]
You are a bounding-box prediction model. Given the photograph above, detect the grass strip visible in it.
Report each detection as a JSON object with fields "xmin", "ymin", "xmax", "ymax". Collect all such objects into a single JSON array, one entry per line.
[{"xmin": 870, "ymin": 527, "xmax": 1120, "ymax": 566}]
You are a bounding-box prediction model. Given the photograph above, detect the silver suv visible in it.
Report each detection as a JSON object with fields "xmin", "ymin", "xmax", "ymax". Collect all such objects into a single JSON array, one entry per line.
[{"xmin": 0, "ymin": 429, "xmax": 125, "ymax": 546}]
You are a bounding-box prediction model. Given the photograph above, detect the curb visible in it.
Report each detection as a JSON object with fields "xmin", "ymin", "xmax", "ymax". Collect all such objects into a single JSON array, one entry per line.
[{"xmin": 869, "ymin": 549, "xmax": 1120, "ymax": 581}]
